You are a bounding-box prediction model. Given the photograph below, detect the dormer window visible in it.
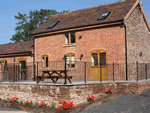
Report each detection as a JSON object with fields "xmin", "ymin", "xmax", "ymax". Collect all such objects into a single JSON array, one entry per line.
[
  {"xmin": 47, "ymin": 21, "xmax": 59, "ymax": 29},
  {"xmin": 97, "ymin": 12, "xmax": 110, "ymax": 20}
]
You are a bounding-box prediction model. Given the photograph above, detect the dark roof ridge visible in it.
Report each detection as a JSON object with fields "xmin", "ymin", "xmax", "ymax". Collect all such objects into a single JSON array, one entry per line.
[{"xmin": 51, "ymin": 0, "xmax": 128, "ymax": 17}]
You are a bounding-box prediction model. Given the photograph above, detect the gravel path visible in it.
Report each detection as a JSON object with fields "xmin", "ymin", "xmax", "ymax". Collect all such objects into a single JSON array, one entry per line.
[
  {"xmin": 80, "ymin": 89, "xmax": 150, "ymax": 113},
  {"xmin": 0, "ymin": 107, "xmax": 28, "ymax": 113}
]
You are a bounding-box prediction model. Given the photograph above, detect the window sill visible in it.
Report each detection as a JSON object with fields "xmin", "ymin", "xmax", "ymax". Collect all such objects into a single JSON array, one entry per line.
[
  {"xmin": 67, "ymin": 68, "xmax": 76, "ymax": 71},
  {"xmin": 63, "ymin": 44, "xmax": 77, "ymax": 47}
]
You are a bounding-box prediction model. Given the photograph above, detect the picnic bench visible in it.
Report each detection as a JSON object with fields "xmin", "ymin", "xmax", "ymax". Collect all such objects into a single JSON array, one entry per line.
[{"xmin": 37, "ymin": 70, "xmax": 73, "ymax": 83}]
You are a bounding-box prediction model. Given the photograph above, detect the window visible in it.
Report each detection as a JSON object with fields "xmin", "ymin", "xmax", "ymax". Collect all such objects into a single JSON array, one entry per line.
[
  {"xmin": 18, "ymin": 58, "xmax": 27, "ymax": 80},
  {"xmin": 1, "ymin": 59, "xmax": 7, "ymax": 70},
  {"xmin": 65, "ymin": 53, "xmax": 75, "ymax": 68},
  {"xmin": 19, "ymin": 61, "xmax": 26, "ymax": 79},
  {"xmin": 97, "ymin": 12, "xmax": 110, "ymax": 20},
  {"xmin": 65, "ymin": 32, "xmax": 76, "ymax": 44},
  {"xmin": 100, "ymin": 53, "xmax": 106, "ymax": 65},
  {"xmin": 91, "ymin": 53, "xmax": 98, "ymax": 66},
  {"xmin": 91, "ymin": 51, "xmax": 106, "ymax": 66},
  {"xmin": 47, "ymin": 21, "xmax": 59, "ymax": 29},
  {"xmin": 41, "ymin": 55, "xmax": 48, "ymax": 68}
]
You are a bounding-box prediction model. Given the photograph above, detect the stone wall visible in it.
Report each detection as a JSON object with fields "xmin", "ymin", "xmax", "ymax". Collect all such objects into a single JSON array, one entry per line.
[
  {"xmin": 125, "ymin": 5, "xmax": 150, "ymax": 64},
  {"xmin": 0, "ymin": 80, "xmax": 150, "ymax": 108},
  {"xmin": 125, "ymin": 5, "xmax": 150, "ymax": 80}
]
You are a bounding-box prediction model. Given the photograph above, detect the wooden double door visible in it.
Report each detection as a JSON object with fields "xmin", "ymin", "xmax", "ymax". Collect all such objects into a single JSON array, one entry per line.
[{"xmin": 90, "ymin": 50, "xmax": 108, "ymax": 81}]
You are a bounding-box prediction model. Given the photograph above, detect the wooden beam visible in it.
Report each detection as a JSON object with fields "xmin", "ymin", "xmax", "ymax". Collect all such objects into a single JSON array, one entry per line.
[{"xmin": 0, "ymin": 52, "xmax": 32, "ymax": 58}]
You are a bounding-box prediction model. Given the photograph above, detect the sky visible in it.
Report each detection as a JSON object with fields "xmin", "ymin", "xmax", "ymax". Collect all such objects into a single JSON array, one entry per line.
[{"xmin": 0, "ymin": 0, "xmax": 149, "ymax": 45}]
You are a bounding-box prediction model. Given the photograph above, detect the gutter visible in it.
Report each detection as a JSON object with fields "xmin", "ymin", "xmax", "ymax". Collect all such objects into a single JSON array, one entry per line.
[{"xmin": 123, "ymin": 20, "xmax": 128, "ymax": 80}]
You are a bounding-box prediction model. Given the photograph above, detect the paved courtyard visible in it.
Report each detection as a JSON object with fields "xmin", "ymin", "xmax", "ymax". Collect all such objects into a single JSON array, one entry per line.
[{"xmin": 1, "ymin": 78, "xmax": 150, "ymax": 85}]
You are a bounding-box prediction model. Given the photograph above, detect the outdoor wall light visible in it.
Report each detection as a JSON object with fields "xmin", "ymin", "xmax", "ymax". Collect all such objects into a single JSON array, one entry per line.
[
  {"xmin": 14, "ymin": 58, "xmax": 15, "ymax": 62},
  {"xmin": 80, "ymin": 54, "xmax": 83, "ymax": 60},
  {"xmin": 139, "ymin": 52, "xmax": 142, "ymax": 57},
  {"xmin": 79, "ymin": 35, "xmax": 82, "ymax": 39}
]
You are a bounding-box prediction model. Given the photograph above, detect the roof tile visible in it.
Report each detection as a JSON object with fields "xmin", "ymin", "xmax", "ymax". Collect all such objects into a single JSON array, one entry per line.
[
  {"xmin": 31, "ymin": 0, "xmax": 136, "ymax": 35},
  {"xmin": 0, "ymin": 41, "xmax": 33, "ymax": 55}
]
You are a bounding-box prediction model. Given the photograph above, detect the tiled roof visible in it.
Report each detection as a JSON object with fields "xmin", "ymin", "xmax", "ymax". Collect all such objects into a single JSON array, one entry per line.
[
  {"xmin": 31, "ymin": 0, "xmax": 136, "ymax": 35},
  {"xmin": 0, "ymin": 41, "xmax": 33, "ymax": 55}
]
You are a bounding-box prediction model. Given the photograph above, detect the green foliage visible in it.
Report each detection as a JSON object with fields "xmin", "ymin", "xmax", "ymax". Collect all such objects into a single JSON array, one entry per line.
[
  {"xmin": 19, "ymin": 101, "xmax": 23, "ymax": 105},
  {"xmin": 28, "ymin": 102, "xmax": 33, "ymax": 106},
  {"xmin": 11, "ymin": 9, "xmax": 70, "ymax": 43},
  {"xmin": 34, "ymin": 102, "xmax": 39, "ymax": 107},
  {"xmin": 42, "ymin": 103, "xmax": 47, "ymax": 108},
  {"xmin": 14, "ymin": 100, "xmax": 19, "ymax": 104},
  {"xmin": 51, "ymin": 102, "xmax": 55, "ymax": 108},
  {"xmin": 2, "ymin": 100, "xmax": 4, "ymax": 102}
]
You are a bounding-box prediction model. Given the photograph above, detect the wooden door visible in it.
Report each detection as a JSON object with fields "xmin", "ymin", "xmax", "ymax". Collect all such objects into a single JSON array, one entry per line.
[{"xmin": 90, "ymin": 50, "xmax": 108, "ymax": 81}]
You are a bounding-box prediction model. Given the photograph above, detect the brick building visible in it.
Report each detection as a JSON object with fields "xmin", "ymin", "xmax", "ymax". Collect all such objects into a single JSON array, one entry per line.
[
  {"xmin": 31, "ymin": 0, "xmax": 150, "ymax": 81},
  {"xmin": 0, "ymin": 0, "xmax": 149, "ymax": 81},
  {"xmin": 0, "ymin": 41, "xmax": 34, "ymax": 80}
]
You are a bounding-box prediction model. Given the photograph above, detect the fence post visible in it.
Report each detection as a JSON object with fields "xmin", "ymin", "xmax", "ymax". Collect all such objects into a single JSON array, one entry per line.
[
  {"xmin": 145, "ymin": 64, "xmax": 147, "ymax": 80},
  {"xmin": 37, "ymin": 62, "xmax": 38, "ymax": 84},
  {"xmin": 84, "ymin": 62, "xmax": 86, "ymax": 83},
  {"xmin": 100, "ymin": 63, "xmax": 102, "ymax": 82},
  {"xmin": 63, "ymin": 55, "xmax": 67, "ymax": 85},
  {"xmin": 113, "ymin": 62, "xmax": 114, "ymax": 82},
  {"xmin": 34, "ymin": 64, "xmax": 36, "ymax": 81},
  {"xmin": 136, "ymin": 61, "xmax": 138, "ymax": 82},
  {"xmin": 15, "ymin": 65, "xmax": 17, "ymax": 81},
  {"xmin": 13, "ymin": 64, "xmax": 15, "ymax": 83}
]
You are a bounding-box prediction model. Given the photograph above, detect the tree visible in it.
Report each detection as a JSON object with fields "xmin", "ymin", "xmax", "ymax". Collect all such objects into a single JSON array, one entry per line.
[{"xmin": 11, "ymin": 9, "xmax": 69, "ymax": 43}]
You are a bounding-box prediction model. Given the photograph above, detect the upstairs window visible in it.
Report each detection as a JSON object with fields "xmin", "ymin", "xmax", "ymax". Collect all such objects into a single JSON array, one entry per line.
[
  {"xmin": 42, "ymin": 55, "xmax": 48, "ymax": 68},
  {"xmin": 65, "ymin": 32, "xmax": 76, "ymax": 44},
  {"xmin": 65, "ymin": 53, "xmax": 75, "ymax": 68},
  {"xmin": 97, "ymin": 12, "xmax": 110, "ymax": 20},
  {"xmin": 1, "ymin": 59, "xmax": 7, "ymax": 70}
]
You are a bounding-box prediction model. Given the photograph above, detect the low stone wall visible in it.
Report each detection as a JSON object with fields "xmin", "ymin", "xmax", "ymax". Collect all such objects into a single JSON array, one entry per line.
[{"xmin": 0, "ymin": 80, "xmax": 150, "ymax": 108}]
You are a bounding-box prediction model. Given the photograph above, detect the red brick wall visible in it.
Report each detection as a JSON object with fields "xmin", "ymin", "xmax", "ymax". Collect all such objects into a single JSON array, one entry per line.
[
  {"xmin": 35, "ymin": 26, "xmax": 125, "ymax": 63},
  {"xmin": 35, "ymin": 25, "xmax": 126, "ymax": 81},
  {"xmin": 0, "ymin": 56, "xmax": 33, "ymax": 80}
]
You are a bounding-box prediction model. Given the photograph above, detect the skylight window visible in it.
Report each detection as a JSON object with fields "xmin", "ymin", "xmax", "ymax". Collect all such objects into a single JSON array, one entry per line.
[
  {"xmin": 98, "ymin": 12, "xmax": 110, "ymax": 20},
  {"xmin": 47, "ymin": 21, "xmax": 59, "ymax": 29}
]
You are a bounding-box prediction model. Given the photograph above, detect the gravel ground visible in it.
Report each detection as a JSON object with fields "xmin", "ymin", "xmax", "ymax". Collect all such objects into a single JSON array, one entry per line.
[
  {"xmin": 80, "ymin": 89, "xmax": 150, "ymax": 113},
  {"xmin": 0, "ymin": 107, "xmax": 28, "ymax": 113}
]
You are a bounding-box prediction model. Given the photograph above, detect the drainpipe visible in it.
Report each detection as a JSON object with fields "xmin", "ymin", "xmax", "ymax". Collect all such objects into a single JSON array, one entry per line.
[
  {"xmin": 123, "ymin": 20, "xmax": 128, "ymax": 80},
  {"xmin": 32, "ymin": 37, "xmax": 35, "ymax": 80}
]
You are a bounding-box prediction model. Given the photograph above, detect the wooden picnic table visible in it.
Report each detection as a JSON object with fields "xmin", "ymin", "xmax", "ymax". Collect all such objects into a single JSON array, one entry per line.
[{"xmin": 37, "ymin": 70, "xmax": 73, "ymax": 83}]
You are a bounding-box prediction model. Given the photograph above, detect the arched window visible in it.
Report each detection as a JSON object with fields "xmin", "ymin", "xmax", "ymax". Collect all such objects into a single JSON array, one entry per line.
[
  {"xmin": 1, "ymin": 59, "xmax": 7, "ymax": 70},
  {"xmin": 41, "ymin": 55, "xmax": 48, "ymax": 68},
  {"xmin": 65, "ymin": 53, "xmax": 75, "ymax": 68}
]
